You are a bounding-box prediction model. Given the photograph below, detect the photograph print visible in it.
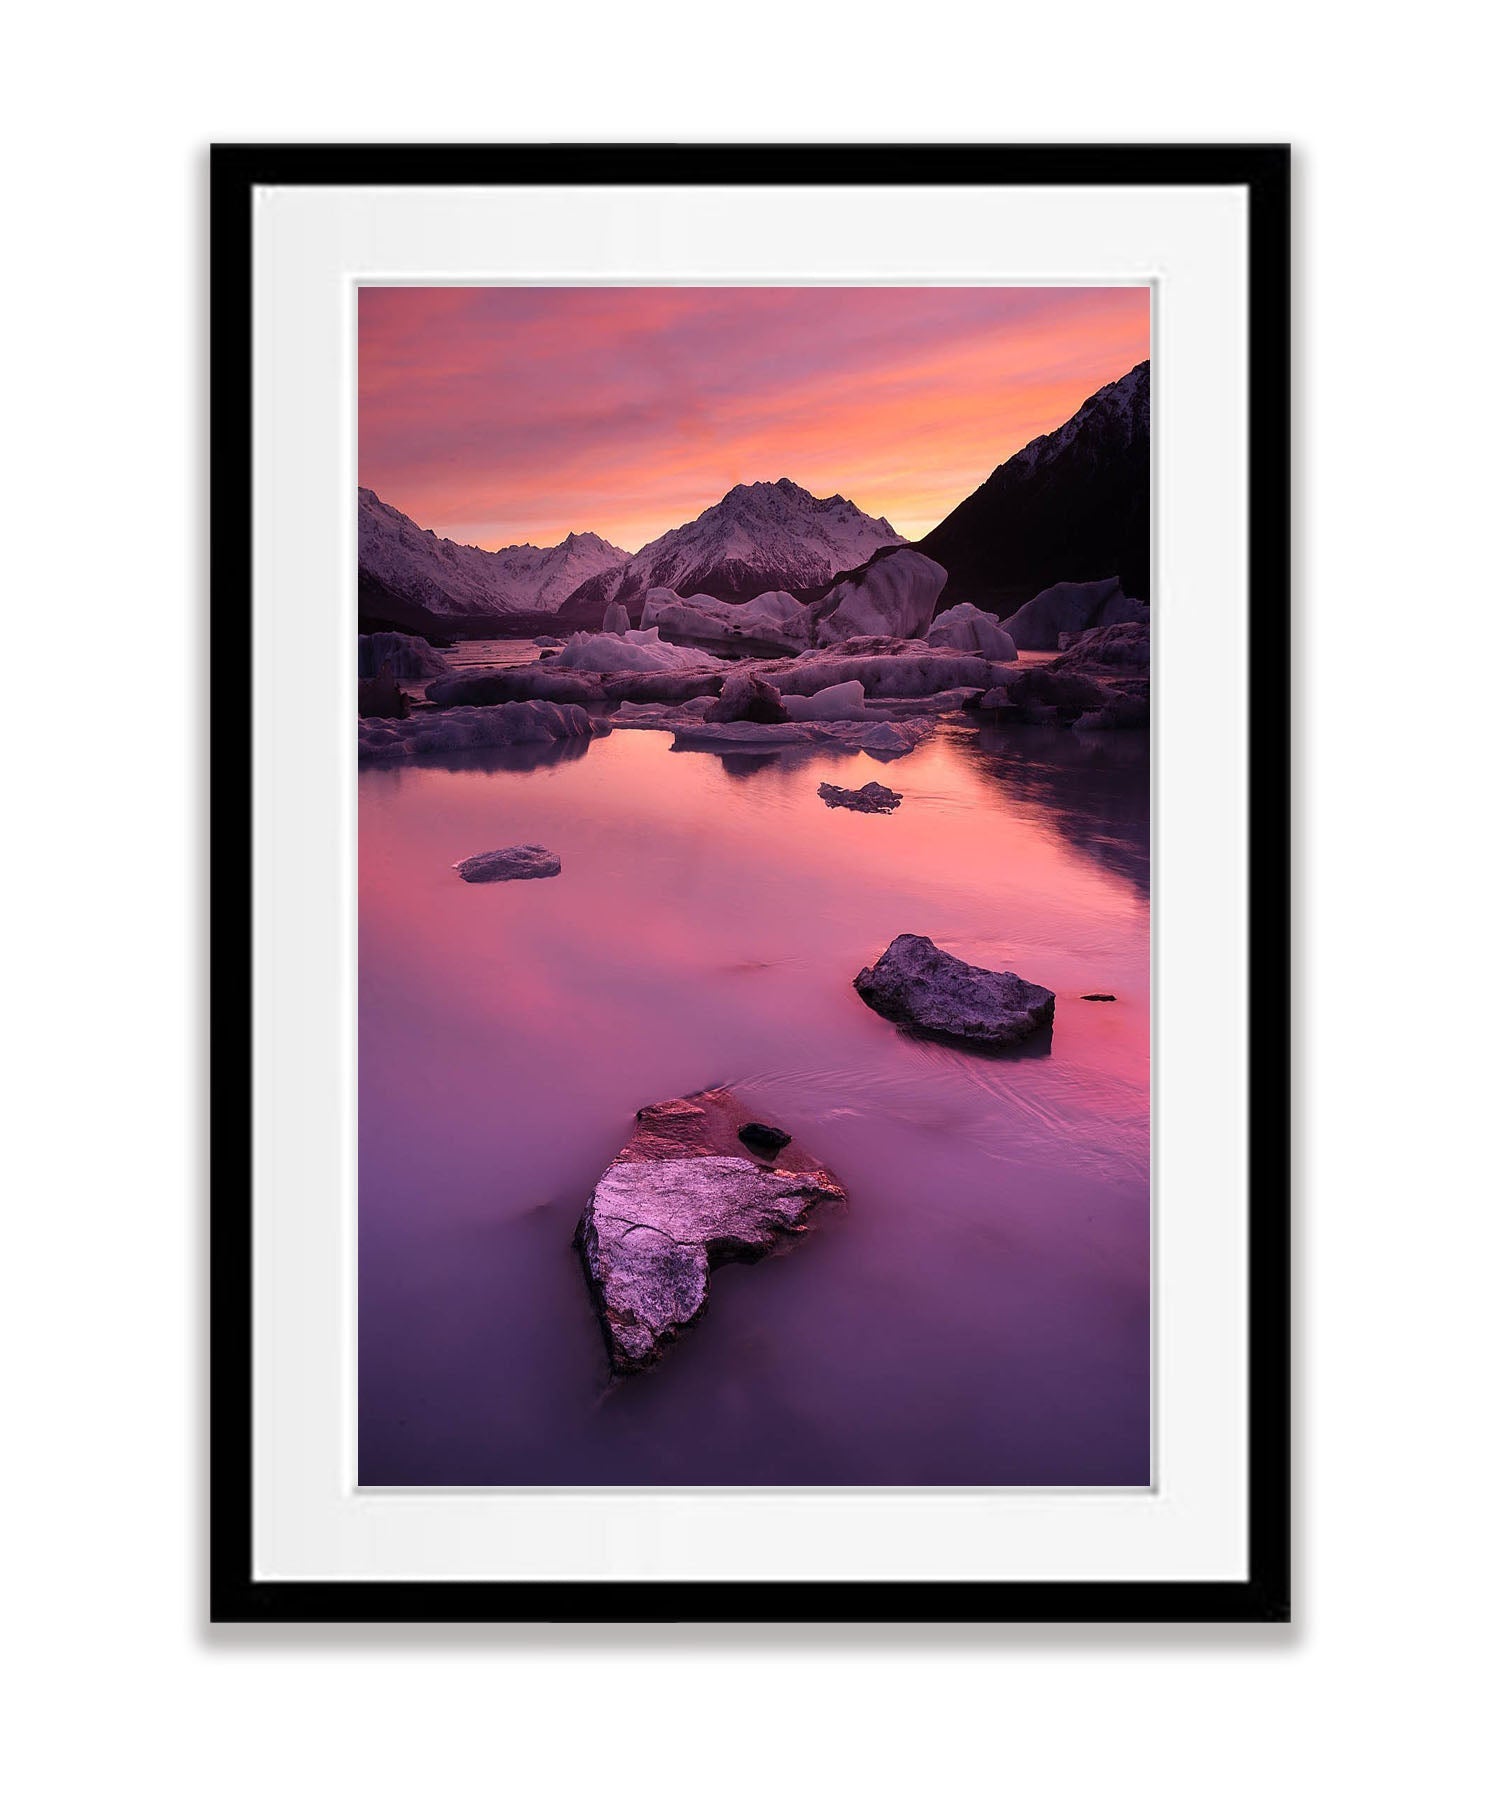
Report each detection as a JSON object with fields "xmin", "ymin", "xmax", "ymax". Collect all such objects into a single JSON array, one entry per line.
[{"xmin": 357, "ymin": 283, "xmax": 1152, "ymax": 1488}]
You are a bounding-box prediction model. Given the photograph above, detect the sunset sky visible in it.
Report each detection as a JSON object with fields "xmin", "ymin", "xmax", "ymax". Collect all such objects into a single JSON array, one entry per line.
[{"xmin": 359, "ymin": 286, "xmax": 1150, "ymax": 553}]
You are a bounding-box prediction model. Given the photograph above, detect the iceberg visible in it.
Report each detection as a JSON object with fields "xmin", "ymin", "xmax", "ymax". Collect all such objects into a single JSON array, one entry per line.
[
  {"xmin": 641, "ymin": 586, "xmax": 813, "ymax": 653},
  {"xmin": 358, "ymin": 699, "xmax": 609, "ymax": 761},
  {"xmin": 816, "ymin": 549, "xmax": 948, "ymax": 644},
  {"xmin": 782, "ymin": 680, "xmax": 867, "ymax": 721},
  {"xmin": 926, "ymin": 603, "xmax": 1017, "ymax": 660},
  {"xmin": 763, "ymin": 639, "xmax": 995, "ymax": 700},
  {"xmin": 999, "ymin": 578, "xmax": 1148, "ymax": 652},
  {"xmin": 553, "ymin": 628, "xmax": 723, "ymax": 675},
  {"xmin": 358, "ymin": 631, "xmax": 450, "ymax": 680}
]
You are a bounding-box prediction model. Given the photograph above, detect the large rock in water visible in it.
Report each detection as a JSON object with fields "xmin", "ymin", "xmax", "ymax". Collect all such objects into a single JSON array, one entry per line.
[
  {"xmin": 853, "ymin": 934, "xmax": 1055, "ymax": 1047},
  {"xmin": 575, "ymin": 1087, "xmax": 846, "ymax": 1375},
  {"xmin": 357, "ymin": 672, "xmax": 408, "ymax": 719},
  {"xmin": 453, "ymin": 844, "xmax": 561, "ymax": 882},
  {"xmin": 999, "ymin": 577, "xmax": 1147, "ymax": 651},
  {"xmin": 816, "ymin": 549, "xmax": 948, "ymax": 644}
]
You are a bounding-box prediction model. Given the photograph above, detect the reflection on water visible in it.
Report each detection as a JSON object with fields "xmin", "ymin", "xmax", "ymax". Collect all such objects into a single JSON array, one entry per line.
[
  {"xmin": 359, "ymin": 719, "xmax": 1150, "ymax": 1486},
  {"xmin": 959, "ymin": 724, "xmax": 1152, "ymax": 900}
]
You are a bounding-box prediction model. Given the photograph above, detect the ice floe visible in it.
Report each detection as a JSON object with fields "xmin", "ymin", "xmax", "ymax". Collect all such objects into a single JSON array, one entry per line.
[
  {"xmin": 926, "ymin": 603, "xmax": 1017, "ymax": 660},
  {"xmin": 359, "ymin": 699, "xmax": 609, "ymax": 761}
]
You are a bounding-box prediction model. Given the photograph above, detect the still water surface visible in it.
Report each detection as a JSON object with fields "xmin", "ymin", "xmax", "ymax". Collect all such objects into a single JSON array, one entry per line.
[{"xmin": 359, "ymin": 721, "xmax": 1149, "ymax": 1485}]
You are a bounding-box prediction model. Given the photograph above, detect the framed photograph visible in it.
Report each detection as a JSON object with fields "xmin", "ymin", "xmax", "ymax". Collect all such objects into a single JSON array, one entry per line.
[{"xmin": 211, "ymin": 143, "xmax": 1290, "ymax": 1623}]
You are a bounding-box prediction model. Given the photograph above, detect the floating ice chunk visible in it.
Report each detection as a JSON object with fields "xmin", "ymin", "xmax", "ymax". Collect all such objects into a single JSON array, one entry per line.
[
  {"xmin": 782, "ymin": 680, "xmax": 867, "ymax": 721},
  {"xmin": 667, "ymin": 715, "xmax": 934, "ymax": 758},
  {"xmin": 764, "ymin": 641, "xmax": 994, "ymax": 699},
  {"xmin": 926, "ymin": 603, "xmax": 1017, "ymax": 660},
  {"xmin": 1053, "ymin": 620, "xmax": 1151, "ymax": 671},
  {"xmin": 999, "ymin": 578, "xmax": 1148, "ymax": 651},
  {"xmin": 816, "ymin": 549, "xmax": 948, "ymax": 644},
  {"xmin": 553, "ymin": 627, "xmax": 723, "ymax": 674},
  {"xmin": 358, "ymin": 631, "xmax": 449, "ymax": 679},
  {"xmin": 706, "ymin": 670, "xmax": 789, "ymax": 723},
  {"xmin": 358, "ymin": 699, "xmax": 608, "ymax": 760},
  {"xmin": 643, "ymin": 586, "xmax": 812, "ymax": 652}
]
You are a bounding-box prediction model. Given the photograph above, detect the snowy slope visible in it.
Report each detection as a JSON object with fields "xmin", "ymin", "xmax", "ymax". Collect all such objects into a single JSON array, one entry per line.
[
  {"xmin": 358, "ymin": 488, "xmax": 629, "ymax": 618},
  {"xmin": 558, "ymin": 479, "xmax": 904, "ymax": 624}
]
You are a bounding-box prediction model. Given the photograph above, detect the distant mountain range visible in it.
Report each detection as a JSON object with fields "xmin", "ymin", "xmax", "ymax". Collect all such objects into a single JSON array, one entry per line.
[
  {"xmin": 357, "ymin": 363, "xmax": 1149, "ymax": 636},
  {"xmin": 357, "ymin": 488, "xmax": 630, "ymax": 633},
  {"xmin": 916, "ymin": 360, "xmax": 1149, "ymax": 610}
]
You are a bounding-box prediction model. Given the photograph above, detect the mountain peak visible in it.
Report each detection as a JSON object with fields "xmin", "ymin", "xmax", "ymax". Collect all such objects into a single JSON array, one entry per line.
[
  {"xmin": 358, "ymin": 489, "xmax": 630, "ymax": 618},
  {"xmin": 916, "ymin": 360, "xmax": 1150, "ymax": 610},
  {"xmin": 1004, "ymin": 359, "xmax": 1150, "ymax": 479},
  {"xmin": 559, "ymin": 478, "xmax": 907, "ymax": 618}
]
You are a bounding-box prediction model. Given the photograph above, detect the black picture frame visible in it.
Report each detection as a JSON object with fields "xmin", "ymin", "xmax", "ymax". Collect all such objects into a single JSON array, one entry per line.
[{"xmin": 210, "ymin": 143, "xmax": 1290, "ymax": 1626}]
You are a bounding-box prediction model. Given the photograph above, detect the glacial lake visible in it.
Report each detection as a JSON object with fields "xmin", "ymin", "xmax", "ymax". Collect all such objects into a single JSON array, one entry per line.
[{"xmin": 359, "ymin": 716, "xmax": 1150, "ymax": 1486}]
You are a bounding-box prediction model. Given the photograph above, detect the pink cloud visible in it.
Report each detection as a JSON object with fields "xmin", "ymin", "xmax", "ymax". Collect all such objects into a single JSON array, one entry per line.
[{"xmin": 359, "ymin": 286, "xmax": 1150, "ymax": 550}]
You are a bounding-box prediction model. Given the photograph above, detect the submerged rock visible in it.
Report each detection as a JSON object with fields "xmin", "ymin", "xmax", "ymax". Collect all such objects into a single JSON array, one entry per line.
[
  {"xmin": 453, "ymin": 844, "xmax": 562, "ymax": 882},
  {"xmin": 853, "ymin": 934, "xmax": 1055, "ymax": 1047},
  {"xmin": 738, "ymin": 1122, "xmax": 791, "ymax": 1159},
  {"xmin": 816, "ymin": 549, "xmax": 949, "ymax": 644},
  {"xmin": 819, "ymin": 780, "xmax": 902, "ymax": 814},
  {"xmin": 1081, "ymin": 993, "xmax": 1117, "ymax": 1002},
  {"xmin": 575, "ymin": 1087, "xmax": 845, "ymax": 1374},
  {"xmin": 357, "ymin": 672, "xmax": 409, "ymax": 719}
]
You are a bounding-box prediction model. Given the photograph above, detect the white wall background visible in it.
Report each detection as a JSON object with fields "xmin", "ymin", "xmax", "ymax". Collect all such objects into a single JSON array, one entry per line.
[{"xmin": 4, "ymin": 4, "xmax": 1495, "ymax": 1796}]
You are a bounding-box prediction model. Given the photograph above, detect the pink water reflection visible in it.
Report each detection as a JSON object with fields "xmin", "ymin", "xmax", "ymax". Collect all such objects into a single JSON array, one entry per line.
[{"xmin": 359, "ymin": 722, "xmax": 1149, "ymax": 1485}]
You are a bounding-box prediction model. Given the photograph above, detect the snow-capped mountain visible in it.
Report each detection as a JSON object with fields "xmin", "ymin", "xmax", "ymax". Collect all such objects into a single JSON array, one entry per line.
[
  {"xmin": 918, "ymin": 361, "xmax": 1150, "ymax": 611},
  {"xmin": 557, "ymin": 478, "xmax": 904, "ymax": 626},
  {"xmin": 358, "ymin": 488, "xmax": 630, "ymax": 622}
]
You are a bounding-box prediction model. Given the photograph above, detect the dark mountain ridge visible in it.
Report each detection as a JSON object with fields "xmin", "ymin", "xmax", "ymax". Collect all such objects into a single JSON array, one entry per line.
[{"xmin": 915, "ymin": 360, "xmax": 1149, "ymax": 612}]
